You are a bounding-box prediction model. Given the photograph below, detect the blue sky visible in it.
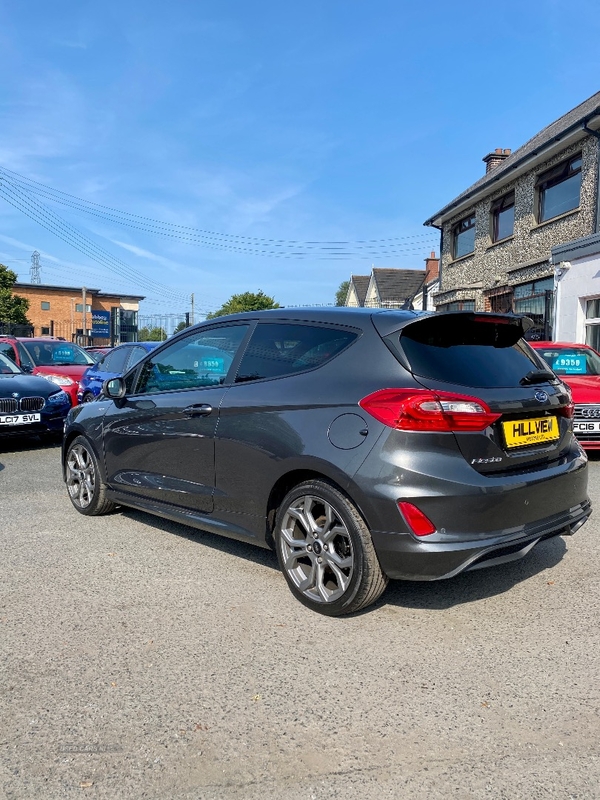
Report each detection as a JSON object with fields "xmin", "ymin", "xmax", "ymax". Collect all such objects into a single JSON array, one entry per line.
[{"xmin": 1, "ymin": 0, "xmax": 599, "ymax": 321}]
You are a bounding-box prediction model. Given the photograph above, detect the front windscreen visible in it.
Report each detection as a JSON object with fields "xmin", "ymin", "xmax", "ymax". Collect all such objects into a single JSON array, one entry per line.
[
  {"xmin": 536, "ymin": 347, "xmax": 600, "ymax": 376},
  {"xmin": 399, "ymin": 315, "xmax": 544, "ymax": 388},
  {"xmin": 0, "ymin": 353, "xmax": 21, "ymax": 374},
  {"xmin": 21, "ymin": 341, "xmax": 95, "ymax": 367}
]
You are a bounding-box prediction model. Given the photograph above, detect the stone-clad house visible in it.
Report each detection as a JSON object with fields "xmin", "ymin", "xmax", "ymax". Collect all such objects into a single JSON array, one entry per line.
[{"xmin": 424, "ymin": 90, "xmax": 600, "ymax": 338}]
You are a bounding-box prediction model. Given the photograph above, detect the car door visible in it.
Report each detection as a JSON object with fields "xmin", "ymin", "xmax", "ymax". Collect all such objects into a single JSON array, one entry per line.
[{"xmin": 102, "ymin": 323, "xmax": 251, "ymax": 513}]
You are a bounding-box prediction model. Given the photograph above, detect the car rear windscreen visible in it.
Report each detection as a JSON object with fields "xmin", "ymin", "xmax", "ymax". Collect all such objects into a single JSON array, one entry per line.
[{"xmin": 398, "ymin": 315, "xmax": 544, "ymax": 388}]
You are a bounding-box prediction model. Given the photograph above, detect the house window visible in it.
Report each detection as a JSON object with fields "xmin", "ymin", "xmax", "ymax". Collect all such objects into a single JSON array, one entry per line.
[
  {"xmin": 491, "ymin": 192, "xmax": 514, "ymax": 242},
  {"xmin": 585, "ymin": 299, "xmax": 600, "ymax": 351},
  {"xmin": 75, "ymin": 303, "xmax": 92, "ymax": 313},
  {"xmin": 438, "ymin": 300, "xmax": 475, "ymax": 312},
  {"xmin": 41, "ymin": 301, "xmax": 50, "ymax": 310},
  {"xmin": 513, "ymin": 277, "xmax": 554, "ymax": 340},
  {"xmin": 452, "ymin": 215, "xmax": 476, "ymax": 259},
  {"xmin": 41, "ymin": 327, "xmax": 51, "ymax": 335},
  {"xmin": 536, "ymin": 154, "xmax": 582, "ymax": 223}
]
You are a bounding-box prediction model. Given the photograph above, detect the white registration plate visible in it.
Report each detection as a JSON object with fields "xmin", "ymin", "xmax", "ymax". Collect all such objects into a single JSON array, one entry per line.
[
  {"xmin": 0, "ymin": 413, "xmax": 41, "ymax": 426},
  {"xmin": 573, "ymin": 421, "xmax": 600, "ymax": 433}
]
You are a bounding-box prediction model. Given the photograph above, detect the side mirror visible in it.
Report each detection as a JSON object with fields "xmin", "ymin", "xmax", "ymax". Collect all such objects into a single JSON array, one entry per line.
[
  {"xmin": 103, "ymin": 376, "xmax": 127, "ymax": 399},
  {"xmin": 21, "ymin": 364, "xmax": 34, "ymax": 374}
]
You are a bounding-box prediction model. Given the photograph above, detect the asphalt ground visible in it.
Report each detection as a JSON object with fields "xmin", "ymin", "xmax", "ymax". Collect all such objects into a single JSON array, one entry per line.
[{"xmin": 0, "ymin": 437, "xmax": 599, "ymax": 800}]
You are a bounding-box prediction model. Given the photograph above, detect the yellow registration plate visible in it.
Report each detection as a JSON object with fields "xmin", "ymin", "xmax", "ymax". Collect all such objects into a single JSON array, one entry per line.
[{"xmin": 502, "ymin": 416, "xmax": 559, "ymax": 449}]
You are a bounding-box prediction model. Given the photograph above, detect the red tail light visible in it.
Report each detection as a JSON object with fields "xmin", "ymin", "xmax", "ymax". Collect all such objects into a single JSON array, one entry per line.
[
  {"xmin": 359, "ymin": 389, "xmax": 501, "ymax": 432},
  {"xmin": 558, "ymin": 402, "xmax": 574, "ymax": 419},
  {"xmin": 397, "ymin": 502, "xmax": 436, "ymax": 536}
]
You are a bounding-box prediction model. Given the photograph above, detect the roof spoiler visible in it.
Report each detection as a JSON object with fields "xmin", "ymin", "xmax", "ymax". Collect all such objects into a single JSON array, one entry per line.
[{"xmin": 371, "ymin": 309, "xmax": 534, "ymax": 338}]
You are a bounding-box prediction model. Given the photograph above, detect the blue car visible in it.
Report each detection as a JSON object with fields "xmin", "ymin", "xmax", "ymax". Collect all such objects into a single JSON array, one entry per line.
[{"xmin": 78, "ymin": 342, "xmax": 160, "ymax": 403}]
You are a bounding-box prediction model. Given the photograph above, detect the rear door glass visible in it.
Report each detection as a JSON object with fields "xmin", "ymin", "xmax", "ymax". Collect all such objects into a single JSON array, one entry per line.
[
  {"xmin": 398, "ymin": 315, "xmax": 544, "ymax": 388},
  {"xmin": 235, "ymin": 323, "xmax": 357, "ymax": 383},
  {"xmin": 104, "ymin": 347, "xmax": 131, "ymax": 374}
]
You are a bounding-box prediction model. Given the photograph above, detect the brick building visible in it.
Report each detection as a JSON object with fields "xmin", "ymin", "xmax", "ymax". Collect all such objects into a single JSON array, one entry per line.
[
  {"xmin": 13, "ymin": 283, "xmax": 145, "ymax": 345},
  {"xmin": 424, "ymin": 90, "xmax": 600, "ymax": 339}
]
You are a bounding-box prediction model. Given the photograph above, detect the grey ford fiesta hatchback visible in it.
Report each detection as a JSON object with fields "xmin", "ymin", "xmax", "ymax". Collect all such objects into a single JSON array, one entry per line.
[{"xmin": 62, "ymin": 308, "xmax": 590, "ymax": 615}]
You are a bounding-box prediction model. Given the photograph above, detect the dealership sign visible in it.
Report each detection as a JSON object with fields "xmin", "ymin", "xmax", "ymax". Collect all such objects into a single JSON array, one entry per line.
[{"xmin": 92, "ymin": 310, "xmax": 111, "ymax": 336}]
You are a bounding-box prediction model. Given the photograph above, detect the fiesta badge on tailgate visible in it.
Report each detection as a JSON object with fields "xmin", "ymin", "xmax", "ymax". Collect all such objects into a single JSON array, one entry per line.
[{"xmin": 503, "ymin": 416, "xmax": 559, "ymax": 449}]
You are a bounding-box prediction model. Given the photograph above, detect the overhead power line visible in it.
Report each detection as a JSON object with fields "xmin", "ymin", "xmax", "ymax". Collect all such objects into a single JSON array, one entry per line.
[
  {"xmin": 0, "ymin": 166, "xmax": 438, "ymax": 259},
  {"xmin": 0, "ymin": 178, "xmax": 189, "ymax": 303}
]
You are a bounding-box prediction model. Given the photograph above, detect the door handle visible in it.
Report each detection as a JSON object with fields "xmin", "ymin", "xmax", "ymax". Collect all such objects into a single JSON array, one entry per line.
[{"xmin": 183, "ymin": 403, "xmax": 213, "ymax": 417}]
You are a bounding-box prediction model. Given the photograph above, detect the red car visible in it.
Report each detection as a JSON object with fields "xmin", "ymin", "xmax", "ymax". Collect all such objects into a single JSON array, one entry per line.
[
  {"xmin": 531, "ymin": 341, "xmax": 600, "ymax": 450},
  {"xmin": 0, "ymin": 337, "xmax": 96, "ymax": 407}
]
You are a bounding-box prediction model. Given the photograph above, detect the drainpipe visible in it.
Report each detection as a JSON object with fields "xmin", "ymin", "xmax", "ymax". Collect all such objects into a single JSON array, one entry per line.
[{"xmin": 583, "ymin": 124, "xmax": 600, "ymax": 233}]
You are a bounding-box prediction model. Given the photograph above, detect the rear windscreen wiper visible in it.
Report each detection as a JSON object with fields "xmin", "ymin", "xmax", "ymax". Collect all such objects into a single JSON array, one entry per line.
[{"xmin": 520, "ymin": 369, "xmax": 556, "ymax": 386}]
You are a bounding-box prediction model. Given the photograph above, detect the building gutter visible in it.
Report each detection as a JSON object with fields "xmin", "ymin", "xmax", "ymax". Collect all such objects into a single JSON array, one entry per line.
[
  {"xmin": 424, "ymin": 108, "xmax": 600, "ymax": 229},
  {"xmin": 582, "ymin": 124, "xmax": 600, "ymax": 234}
]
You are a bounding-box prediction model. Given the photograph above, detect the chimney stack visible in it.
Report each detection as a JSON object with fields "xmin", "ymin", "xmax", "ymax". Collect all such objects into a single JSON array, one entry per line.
[
  {"xmin": 482, "ymin": 148, "xmax": 511, "ymax": 174},
  {"xmin": 424, "ymin": 251, "xmax": 439, "ymax": 283}
]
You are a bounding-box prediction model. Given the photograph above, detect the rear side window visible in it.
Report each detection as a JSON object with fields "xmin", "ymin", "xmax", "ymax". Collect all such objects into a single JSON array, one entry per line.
[
  {"xmin": 125, "ymin": 346, "xmax": 148, "ymax": 370},
  {"xmin": 235, "ymin": 323, "xmax": 357, "ymax": 383},
  {"xmin": 102, "ymin": 347, "xmax": 131, "ymax": 374},
  {"xmin": 398, "ymin": 315, "xmax": 544, "ymax": 388}
]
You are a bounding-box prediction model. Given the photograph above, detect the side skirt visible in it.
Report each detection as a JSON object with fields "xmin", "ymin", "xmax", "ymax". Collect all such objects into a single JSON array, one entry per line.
[{"xmin": 106, "ymin": 490, "xmax": 269, "ymax": 548}]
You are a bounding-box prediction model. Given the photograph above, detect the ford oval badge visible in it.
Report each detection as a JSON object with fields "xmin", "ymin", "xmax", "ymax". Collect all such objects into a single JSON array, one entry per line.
[{"xmin": 534, "ymin": 390, "xmax": 549, "ymax": 403}]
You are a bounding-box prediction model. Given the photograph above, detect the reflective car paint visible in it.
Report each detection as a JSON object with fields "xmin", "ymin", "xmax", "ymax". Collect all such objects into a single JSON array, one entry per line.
[
  {"xmin": 0, "ymin": 353, "xmax": 71, "ymax": 437},
  {"xmin": 78, "ymin": 342, "xmax": 159, "ymax": 403},
  {"xmin": 0, "ymin": 337, "xmax": 95, "ymax": 407},
  {"xmin": 63, "ymin": 308, "xmax": 590, "ymax": 584}
]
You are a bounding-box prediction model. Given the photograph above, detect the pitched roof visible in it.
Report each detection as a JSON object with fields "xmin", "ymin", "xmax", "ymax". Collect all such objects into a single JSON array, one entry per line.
[
  {"xmin": 349, "ymin": 275, "xmax": 370, "ymax": 305},
  {"xmin": 372, "ymin": 268, "xmax": 425, "ymax": 303},
  {"xmin": 425, "ymin": 90, "xmax": 600, "ymax": 226}
]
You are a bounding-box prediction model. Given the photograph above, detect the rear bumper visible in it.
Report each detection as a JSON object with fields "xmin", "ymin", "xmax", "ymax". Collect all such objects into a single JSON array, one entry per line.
[
  {"xmin": 372, "ymin": 499, "xmax": 591, "ymax": 580},
  {"xmin": 354, "ymin": 431, "xmax": 590, "ymax": 580}
]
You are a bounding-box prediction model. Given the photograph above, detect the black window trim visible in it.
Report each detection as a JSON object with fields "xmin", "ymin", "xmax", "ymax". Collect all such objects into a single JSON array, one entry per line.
[
  {"xmin": 231, "ymin": 319, "xmax": 362, "ymax": 386},
  {"xmin": 490, "ymin": 191, "xmax": 515, "ymax": 242},
  {"xmin": 452, "ymin": 213, "xmax": 476, "ymax": 259},
  {"xmin": 128, "ymin": 320, "xmax": 256, "ymax": 397},
  {"xmin": 535, "ymin": 153, "xmax": 582, "ymax": 223}
]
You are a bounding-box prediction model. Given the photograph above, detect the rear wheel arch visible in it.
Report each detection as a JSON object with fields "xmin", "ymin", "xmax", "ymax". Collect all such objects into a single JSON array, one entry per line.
[{"xmin": 265, "ymin": 468, "xmax": 373, "ymax": 548}]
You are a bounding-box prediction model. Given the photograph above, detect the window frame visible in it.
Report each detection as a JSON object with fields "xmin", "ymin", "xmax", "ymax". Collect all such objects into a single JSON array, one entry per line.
[
  {"xmin": 437, "ymin": 300, "xmax": 475, "ymax": 312},
  {"xmin": 232, "ymin": 320, "xmax": 361, "ymax": 385},
  {"xmin": 490, "ymin": 192, "xmax": 515, "ymax": 242},
  {"xmin": 129, "ymin": 322, "xmax": 253, "ymax": 396},
  {"xmin": 536, "ymin": 153, "xmax": 582, "ymax": 223},
  {"xmin": 452, "ymin": 214, "xmax": 476, "ymax": 260},
  {"xmin": 41, "ymin": 301, "xmax": 51, "ymax": 311}
]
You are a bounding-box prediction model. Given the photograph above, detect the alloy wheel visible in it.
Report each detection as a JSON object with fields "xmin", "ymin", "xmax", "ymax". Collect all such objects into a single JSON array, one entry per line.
[
  {"xmin": 66, "ymin": 443, "xmax": 96, "ymax": 509},
  {"xmin": 279, "ymin": 494, "xmax": 354, "ymax": 604}
]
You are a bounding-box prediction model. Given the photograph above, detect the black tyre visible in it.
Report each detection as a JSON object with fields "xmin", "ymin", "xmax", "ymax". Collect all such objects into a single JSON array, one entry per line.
[
  {"xmin": 82, "ymin": 392, "xmax": 95, "ymax": 403},
  {"xmin": 65, "ymin": 435, "xmax": 116, "ymax": 516},
  {"xmin": 274, "ymin": 480, "xmax": 388, "ymax": 616}
]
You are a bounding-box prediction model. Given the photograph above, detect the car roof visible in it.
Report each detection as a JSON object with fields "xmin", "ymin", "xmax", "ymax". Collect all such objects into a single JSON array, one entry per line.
[{"xmin": 192, "ymin": 307, "xmax": 425, "ymax": 326}]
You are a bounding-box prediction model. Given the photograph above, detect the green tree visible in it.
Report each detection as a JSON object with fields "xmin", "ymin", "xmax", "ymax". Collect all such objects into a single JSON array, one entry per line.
[
  {"xmin": 206, "ymin": 290, "xmax": 280, "ymax": 319},
  {"xmin": 173, "ymin": 320, "xmax": 188, "ymax": 333},
  {"xmin": 138, "ymin": 325, "xmax": 167, "ymax": 341},
  {"xmin": 0, "ymin": 263, "xmax": 30, "ymax": 324},
  {"xmin": 335, "ymin": 280, "xmax": 350, "ymax": 306}
]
